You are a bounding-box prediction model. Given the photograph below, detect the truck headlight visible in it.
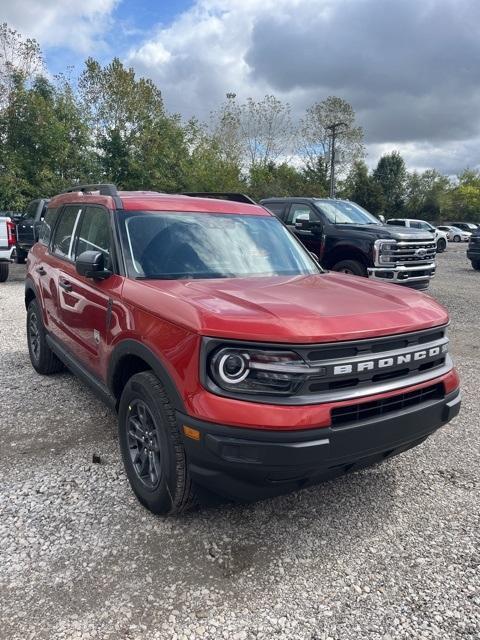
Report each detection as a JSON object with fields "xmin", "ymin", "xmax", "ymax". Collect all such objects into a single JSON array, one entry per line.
[{"xmin": 206, "ymin": 345, "xmax": 313, "ymax": 396}]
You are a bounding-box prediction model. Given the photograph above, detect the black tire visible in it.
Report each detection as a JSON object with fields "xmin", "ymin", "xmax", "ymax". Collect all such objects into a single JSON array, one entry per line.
[
  {"xmin": 0, "ymin": 262, "xmax": 8, "ymax": 282},
  {"xmin": 118, "ymin": 371, "xmax": 196, "ymax": 515},
  {"xmin": 453, "ymin": 235, "xmax": 461, "ymax": 243},
  {"xmin": 331, "ymin": 259, "xmax": 367, "ymax": 277},
  {"xmin": 27, "ymin": 299, "xmax": 64, "ymax": 374},
  {"xmin": 436, "ymin": 238, "xmax": 447, "ymax": 253},
  {"xmin": 472, "ymin": 260, "xmax": 480, "ymax": 271}
]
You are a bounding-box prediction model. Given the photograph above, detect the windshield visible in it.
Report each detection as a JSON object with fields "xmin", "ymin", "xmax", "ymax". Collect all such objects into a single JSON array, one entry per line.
[
  {"xmin": 316, "ymin": 200, "xmax": 381, "ymax": 225},
  {"xmin": 120, "ymin": 212, "xmax": 321, "ymax": 280}
]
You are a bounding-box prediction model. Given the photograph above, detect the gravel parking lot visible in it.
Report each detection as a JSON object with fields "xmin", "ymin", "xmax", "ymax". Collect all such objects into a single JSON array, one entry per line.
[{"xmin": 1, "ymin": 244, "xmax": 478, "ymax": 640}]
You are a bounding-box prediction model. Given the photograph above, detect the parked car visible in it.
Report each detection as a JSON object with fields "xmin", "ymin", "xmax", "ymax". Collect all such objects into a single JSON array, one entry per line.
[
  {"xmin": 12, "ymin": 198, "xmax": 49, "ymax": 263},
  {"xmin": 261, "ymin": 198, "xmax": 436, "ymax": 290},
  {"xmin": 436, "ymin": 225, "xmax": 471, "ymax": 242},
  {"xmin": 25, "ymin": 184, "xmax": 461, "ymax": 514},
  {"xmin": 448, "ymin": 222, "xmax": 479, "ymax": 233},
  {"xmin": 386, "ymin": 218, "xmax": 448, "ymax": 253},
  {"xmin": 467, "ymin": 229, "xmax": 480, "ymax": 271},
  {"xmin": 0, "ymin": 215, "xmax": 16, "ymax": 282}
]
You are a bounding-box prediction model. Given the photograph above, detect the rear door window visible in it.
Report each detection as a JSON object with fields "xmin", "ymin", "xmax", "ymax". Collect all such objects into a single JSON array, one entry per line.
[
  {"xmin": 263, "ymin": 202, "xmax": 287, "ymax": 220},
  {"xmin": 286, "ymin": 203, "xmax": 317, "ymax": 224}
]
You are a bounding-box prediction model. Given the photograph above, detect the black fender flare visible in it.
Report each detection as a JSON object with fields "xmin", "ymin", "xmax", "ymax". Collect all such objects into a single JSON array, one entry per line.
[
  {"xmin": 25, "ymin": 277, "xmax": 39, "ymax": 309},
  {"xmin": 107, "ymin": 339, "xmax": 186, "ymax": 412}
]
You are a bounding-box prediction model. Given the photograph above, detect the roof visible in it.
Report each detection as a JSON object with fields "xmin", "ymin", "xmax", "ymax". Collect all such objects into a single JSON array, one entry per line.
[
  {"xmin": 49, "ymin": 191, "xmax": 270, "ymax": 217},
  {"xmin": 260, "ymin": 197, "xmax": 348, "ymax": 203}
]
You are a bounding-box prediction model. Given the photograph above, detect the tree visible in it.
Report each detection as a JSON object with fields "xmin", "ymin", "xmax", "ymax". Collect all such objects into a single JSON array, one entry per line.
[
  {"xmin": 78, "ymin": 57, "xmax": 190, "ymax": 191},
  {"xmin": 210, "ymin": 94, "xmax": 295, "ymax": 171},
  {"xmin": 0, "ymin": 23, "xmax": 43, "ymax": 109},
  {"xmin": 373, "ymin": 151, "xmax": 407, "ymax": 215},
  {"xmin": 298, "ymin": 96, "xmax": 364, "ymax": 183},
  {"xmin": 440, "ymin": 170, "xmax": 480, "ymax": 223},
  {"xmin": 343, "ymin": 160, "xmax": 385, "ymax": 214},
  {"xmin": 404, "ymin": 169, "xmax": 450, "ymax": 220}
]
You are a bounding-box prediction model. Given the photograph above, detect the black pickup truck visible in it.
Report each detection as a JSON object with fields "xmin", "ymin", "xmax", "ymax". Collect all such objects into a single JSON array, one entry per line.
[
  {"xmin": 260, "ymin": 197, "xmax": 436, "ymax": 290},
  {"xmin": 12, "ymin": 198, "xmax": 49, "ymax": 263},
  {"xmin": 467, "ymin": 230, "xmax": 480, "ymax": 271}
]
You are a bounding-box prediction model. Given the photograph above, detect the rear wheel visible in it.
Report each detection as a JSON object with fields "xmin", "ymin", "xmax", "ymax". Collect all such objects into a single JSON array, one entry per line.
[
  {"xmin": 27, "ymin": 299, "xmax": 64, "ymax": 374},
  {"xmin": 472, "ymin": 260, "xmax": 480, "ymax": 271},
  {"xmin": 331, "ymin": 259, "xmax": 367, "ymax": 277},
  {"xmin": 453, "ymin": 235, "xmax": 461, "ymax": 243},
  {"xmin": 437, "ymin": 238, "xmax": 447, "ymax": 252},
  {"xmin": 118, "ymin": 371, "xmax": 196, "ymax": 515},
  {"xmin": 0, "ymin": 262, "xmax": 9, "ymax": 282}
]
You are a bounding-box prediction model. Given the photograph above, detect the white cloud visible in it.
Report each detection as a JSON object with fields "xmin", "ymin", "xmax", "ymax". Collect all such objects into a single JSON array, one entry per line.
[
  {"xmin": 2, "ymin": 0, "xmax": 119, "ymax": 53},
  {"xmin": 125, "ymin": 0, "xmax": 480, "ymax": 173}
]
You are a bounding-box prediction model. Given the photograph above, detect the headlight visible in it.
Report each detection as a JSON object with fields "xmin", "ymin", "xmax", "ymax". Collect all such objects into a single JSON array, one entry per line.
[
  {"xmin": 374, "ymin": 239, "xmax": 397, "ymax": 266},
  {"xmin": 206, "ymin": 345, "xmax": 318, "ymax": 396}
]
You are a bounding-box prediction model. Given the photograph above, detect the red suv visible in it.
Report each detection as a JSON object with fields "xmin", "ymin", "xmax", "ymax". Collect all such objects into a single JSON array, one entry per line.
[{"xmin": 25, "ymin": 185, "xmax": 461, "ymax": 514}]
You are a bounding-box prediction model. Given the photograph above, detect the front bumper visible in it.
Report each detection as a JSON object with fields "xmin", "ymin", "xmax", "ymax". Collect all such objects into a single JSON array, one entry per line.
[
  {"xmin": 178, "ymin": 387, "xmax": 461, "ymax": 502},
  {"xmin": 368, "ymin": 263, "xmax": 436, "ymax": 290}
]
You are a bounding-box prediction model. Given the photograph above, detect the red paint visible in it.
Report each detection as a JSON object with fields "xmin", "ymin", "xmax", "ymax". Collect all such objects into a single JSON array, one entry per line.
[{"xmin": 29, "ymin": 192, "xmax": 459, "ymax": 431}]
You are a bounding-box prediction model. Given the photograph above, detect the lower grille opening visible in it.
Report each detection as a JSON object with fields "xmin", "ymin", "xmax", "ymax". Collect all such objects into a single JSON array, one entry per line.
[{"xmin": 330, "ymin": 383, "xmax": 444, "ymax": 427}]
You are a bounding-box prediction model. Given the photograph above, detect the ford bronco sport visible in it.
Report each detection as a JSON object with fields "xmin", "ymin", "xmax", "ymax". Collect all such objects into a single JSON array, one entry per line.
[{"xmin": 25, "ymin": 185, "xmax": 461, "ymax": 514}]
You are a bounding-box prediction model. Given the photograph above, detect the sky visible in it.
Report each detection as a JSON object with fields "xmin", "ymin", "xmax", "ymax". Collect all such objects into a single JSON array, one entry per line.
[{"xmin": 2, "ymin": 0, "xmax": 480, "ymax": 174}]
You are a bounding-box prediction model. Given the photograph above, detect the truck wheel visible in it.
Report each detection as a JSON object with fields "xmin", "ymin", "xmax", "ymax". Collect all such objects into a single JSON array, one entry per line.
[
  {"xmin": 472, "ymin": 260, "xmax": 480, "ymax": 271},
  {"xmin": 453, "ymin": 235, "xmax": 461, "ymax": 243},
  {"xmin": 331, "ymin": 259, "xmax": 367, "ymax": 277},
  {"xmin": 437, "ymin": 238, "xmax": 447, "ymax": 252},
  {"xmin": 0, "ymin": 263, "xmax": 8, "ymax": 282},
  {"xmin": 27, "ymin": 299, "xmax": 65, "ymax": 374},
  {"xmin": 118, "ymin": 371, "xmax": 196, "ymax": 515}
]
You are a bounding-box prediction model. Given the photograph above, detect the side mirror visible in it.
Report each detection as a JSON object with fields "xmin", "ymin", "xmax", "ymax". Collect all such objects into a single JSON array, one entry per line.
[
  {"xmin": 378, "ymin": 214, "xmax": 385, "ymax": 223},
  {"xmin": 76, "ymin": 251, "xmax": 112, "ymax": 280}
]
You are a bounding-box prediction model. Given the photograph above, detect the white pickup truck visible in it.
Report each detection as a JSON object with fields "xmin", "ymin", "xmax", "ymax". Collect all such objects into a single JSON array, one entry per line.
[{"xmin": 0, "ymin": 216, "xmax": 15, "ymax": 282}]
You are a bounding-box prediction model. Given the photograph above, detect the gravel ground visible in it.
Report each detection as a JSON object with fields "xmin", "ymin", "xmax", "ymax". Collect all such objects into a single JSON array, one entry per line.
[{"xmin": 0, "ymin": 244, "xmax": 478, "ymax": 640}]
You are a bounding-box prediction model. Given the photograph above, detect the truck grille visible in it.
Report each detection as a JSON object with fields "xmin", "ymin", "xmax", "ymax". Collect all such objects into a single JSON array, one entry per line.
[
  {"xmin": 331, "ymin": 383, "xmax": 444, "ymax": 427},
  {"xmin": 379, "ymin": 239, "xmax": 436, "ymax": 266}
]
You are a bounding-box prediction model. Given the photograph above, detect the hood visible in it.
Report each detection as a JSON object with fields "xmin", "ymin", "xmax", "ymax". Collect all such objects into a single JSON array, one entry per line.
[
  {"xmin": 334, "ymin": 223, "xmax": 434, "ymax": 242},
  {"xmin": 123, "ymin": 273, "xmax": 448, "ymax": 343}
]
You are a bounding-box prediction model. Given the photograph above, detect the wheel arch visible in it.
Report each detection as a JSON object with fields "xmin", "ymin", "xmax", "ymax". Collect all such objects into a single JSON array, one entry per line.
[
  {"xmin": 324, "ymin": 245, "xmax": 369, "ymax": 270},
  {"xmin": 108, "ymin": 340, "xmax": 186, "ymax": 412},
  {"xmin": 25, "ymin": 278, "xmax": 38, "ymax": 310}
]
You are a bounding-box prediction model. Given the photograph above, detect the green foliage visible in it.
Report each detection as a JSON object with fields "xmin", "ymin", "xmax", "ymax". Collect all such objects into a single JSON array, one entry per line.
[
  {"xmin": 373, "ymin": 151, "xmax": 407, "ymax": 216},
  {"xmin": 439, "ymin": 170, "xmax": 480, "ymax": 222},
  {"xmin": 342, "ymin": 161, "xmax": 385, "ymax": 214}
]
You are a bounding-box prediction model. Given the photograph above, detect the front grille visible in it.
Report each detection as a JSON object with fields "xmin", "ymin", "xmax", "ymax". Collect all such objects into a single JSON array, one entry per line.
[
  {"xmin": 331, "ymin": 383, "xmax": 444, "ymax": 426},
  {"xmin": 379, "ymin": 239, "xmax": 436, "ymax": 266}
]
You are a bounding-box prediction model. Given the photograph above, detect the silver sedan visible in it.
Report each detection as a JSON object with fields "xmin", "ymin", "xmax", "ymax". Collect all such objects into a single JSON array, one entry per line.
[{"xmin": 437, "ymin": 225, "xmax": 471, "ymax": 242}]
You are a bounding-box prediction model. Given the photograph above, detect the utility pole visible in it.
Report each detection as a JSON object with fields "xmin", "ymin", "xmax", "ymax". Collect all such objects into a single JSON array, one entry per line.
[{"xmin": 326, "ymin": 121, "xmax": 347, "ymax": 197}]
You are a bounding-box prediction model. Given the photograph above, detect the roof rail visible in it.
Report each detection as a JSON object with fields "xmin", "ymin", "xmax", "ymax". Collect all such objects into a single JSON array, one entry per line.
[
  {"xmin": 183, "ymin": 192, "xmax": 256, "ymax": 205},
  {"xmin": 61, "ymin": 183, "xmax": 123, "ymax": 209}
]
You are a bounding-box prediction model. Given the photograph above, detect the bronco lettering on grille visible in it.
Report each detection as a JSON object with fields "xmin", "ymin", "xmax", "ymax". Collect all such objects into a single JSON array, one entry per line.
[{"xmin": 333, "ymin": 344, "xmax": 448, "ymax": 376}]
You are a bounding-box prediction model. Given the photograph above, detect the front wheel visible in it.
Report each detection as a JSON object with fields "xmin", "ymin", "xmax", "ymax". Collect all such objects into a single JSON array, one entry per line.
[
  {"xmin": 436, "ymin": 238, "xmax": 447, "ymax": 253},
  {"xmin": 0, "ymin": 262, "xmax": 8, "ymax": 282},
  {"xmin": 118, "ymin": 371, "xmax": 196, "ymax": 515},
  {"xmin": 453, "ymin": 235, "xmax": 461, "ymax": 243},
  {"xmin": 331, "ymin": 259, "xmax": 367, "ymax": 277}
]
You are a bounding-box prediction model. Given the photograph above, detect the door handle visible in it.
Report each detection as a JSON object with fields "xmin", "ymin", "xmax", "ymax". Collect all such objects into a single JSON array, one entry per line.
[
  {"xmin": 59, "ymin": 279, "xmax": 72, "ymax": 292},
  {"xmin": 36, "ymin": 266, "xmax": 46, "ymax": 276}
]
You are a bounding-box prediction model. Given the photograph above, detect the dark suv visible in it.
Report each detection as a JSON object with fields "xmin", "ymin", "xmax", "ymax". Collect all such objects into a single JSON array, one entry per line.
[
  {"xmin": 12, "ymin": 198, "xmax": 49, "ymax": 263},
  {"xmin": 261, "ymin": 198, "xmax": 436, "ymax": 290},
  {"xmin": 25, "ymin": 184, "xmax": 460, "ymax": 515},
  {"xmin": 467, "ymin": 229, "xmax": 480, "ymax": 270}
]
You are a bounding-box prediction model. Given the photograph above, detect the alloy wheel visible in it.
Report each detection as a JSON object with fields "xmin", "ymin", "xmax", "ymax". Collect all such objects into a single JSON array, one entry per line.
[
  {"xmin": 127, "ymin": 400, "xmax": 162, "ymax": 489},
  {"xmin": 28, "ymin": 312, "xmax": 41, "ymax": 363}
]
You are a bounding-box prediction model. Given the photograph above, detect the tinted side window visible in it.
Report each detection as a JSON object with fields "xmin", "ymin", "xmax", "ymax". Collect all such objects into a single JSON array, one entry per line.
[
  {"xmin": 52, "ymin": 206, "xmax": 82, "ymax": 260},
  {"xmin": 286, "ymin": 204, "xmax": 316, "ymax": 224},
  {"xmin": 39, "ymin": 208, "xmax": 59, "ymax": 245},
  {"xmin": 74, "ymin": 206, "xmax": 112, "ymax": 267},
  {"xmin": 263, "ymin": 202, "xmax": 286, "ymax": 219},
  {"xmin": 387, "ymin": 219, "xmax": 405, "ymax": 226},
  {"xmin": 26, "ymin": 200, "xmax": 38, "ymax": 217}
]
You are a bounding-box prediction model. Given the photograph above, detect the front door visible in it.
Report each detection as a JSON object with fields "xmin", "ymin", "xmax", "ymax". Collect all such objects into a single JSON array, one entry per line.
[
  {"xmin": 55, "ymin": 205, "xmax": 123, "ymax": 377},
  {"xmin": 285, "ymin": 203, "xmax": 323, "ymax": 258}
]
